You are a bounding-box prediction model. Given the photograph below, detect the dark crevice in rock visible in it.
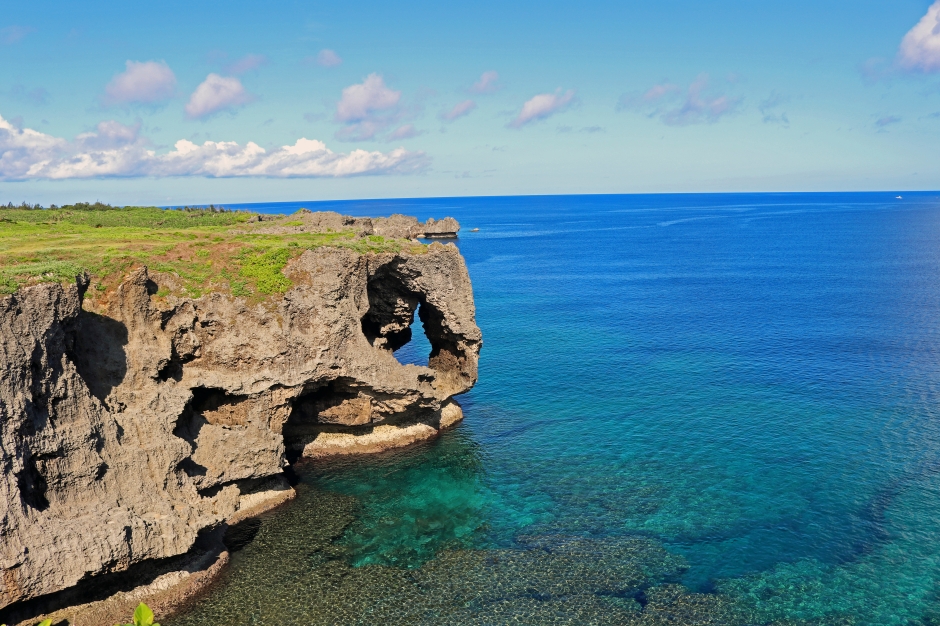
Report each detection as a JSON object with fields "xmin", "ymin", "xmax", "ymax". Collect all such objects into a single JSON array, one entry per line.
[
  {"xmin": 28, "ymin": 344, "xmax": 48, "ymax": 413},
  {"xmin": 156, "ymin": 343, "xmax": 197, "ymax": 383},
  {"xmin": 363, "ymin": 262, "xmax": 464, "ymax": 373},
  {"xmin": 178, "ymin": 457, "xmax": 208, "ymax": 480},
  {"xmin": 197, "ymin": 483, "xmax": 224, "ymax": 498},
  {"xmin": 16, "ymin": 454, "xmax": 49, "ymax": 512},
  {"xmin": 173, "ymin": 402, "xmax": 205, "ymax": 447},
  {"xmin": 196, "ymin": 475, "xmax": 277, "ymax": 500},
  {"xmin": 418, "ymin": 300, "xmax": 462, "ymax": 372},
  {"xmin": 157, "ymin": 359, "xmax": 183, "ymax": 383},
  {"xmin": 361, "ymin": 265, "xmax": 420, "ymax": 354},
  {"xmin": 188, "ymin": 387, "xmax": 250, "ymax": 425},
  {"xmin": 283, "ymin": 378, "xmax": 366, "ymax": 449}
]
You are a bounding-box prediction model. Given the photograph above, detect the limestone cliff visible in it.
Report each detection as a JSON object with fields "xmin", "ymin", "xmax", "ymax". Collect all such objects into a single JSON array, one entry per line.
[{"xmin": 0, "ymin": 218, "xmax": 480, "ymax": 618}]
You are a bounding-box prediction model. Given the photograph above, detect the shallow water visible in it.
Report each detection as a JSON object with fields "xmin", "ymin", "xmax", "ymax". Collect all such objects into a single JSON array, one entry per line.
[{"xmin": 170, "ymin": 193, "xmax": 940, "ymax": 625}]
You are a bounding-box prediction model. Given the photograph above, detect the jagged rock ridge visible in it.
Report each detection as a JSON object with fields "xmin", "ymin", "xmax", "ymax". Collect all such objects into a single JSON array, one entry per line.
[{"xmin": 0, "ymin": 215, "xmax": 480, "ymax": 618}]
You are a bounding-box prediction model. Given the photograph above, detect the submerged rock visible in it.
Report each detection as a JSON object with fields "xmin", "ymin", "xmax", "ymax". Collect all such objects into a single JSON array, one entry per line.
[{"xmin": 0, "ymin": 214, "xmax": 480, "ymax": 621}]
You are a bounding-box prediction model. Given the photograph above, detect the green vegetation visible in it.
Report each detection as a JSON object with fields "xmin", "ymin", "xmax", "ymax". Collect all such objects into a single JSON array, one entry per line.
[
  {"xmin": 0, "ymin": 203, "xmax": 424, "ymax": 303},
  {"xmin": 115, "ymin": 602, "xmax": 159, "ymax": 626},
  {"xmin": 0, "ymin": 598, "xmax": 157, "ymax": 626}
]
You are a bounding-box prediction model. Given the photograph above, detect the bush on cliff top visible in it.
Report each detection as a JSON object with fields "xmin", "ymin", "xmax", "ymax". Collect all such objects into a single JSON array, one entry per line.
[{"xmin": 0, "ymin": 204, "xmax": 424, "ymax": 301}]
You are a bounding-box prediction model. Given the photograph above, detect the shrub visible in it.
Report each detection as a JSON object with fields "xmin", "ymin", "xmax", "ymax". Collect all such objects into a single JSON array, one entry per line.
[{"xmin": 115, "ymin": 602, "xmax": 160, "ymax": 626}]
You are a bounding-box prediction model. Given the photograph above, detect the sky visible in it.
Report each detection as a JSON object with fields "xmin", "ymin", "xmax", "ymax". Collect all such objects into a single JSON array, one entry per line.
[{"xmin": 2, "ymin": 0, "xmax": 940, "ymax": 204}]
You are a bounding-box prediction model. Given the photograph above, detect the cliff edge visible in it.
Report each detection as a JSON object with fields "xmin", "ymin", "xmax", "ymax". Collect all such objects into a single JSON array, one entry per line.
[{"xmin": 0, "ymin": 212, "xmax": 480, "ymax": 622}]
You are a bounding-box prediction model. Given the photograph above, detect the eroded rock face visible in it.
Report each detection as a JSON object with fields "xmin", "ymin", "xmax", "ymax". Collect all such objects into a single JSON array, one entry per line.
[{"xmin": 0, "ymin": 232, "xmax": 480, "ymax": 613}]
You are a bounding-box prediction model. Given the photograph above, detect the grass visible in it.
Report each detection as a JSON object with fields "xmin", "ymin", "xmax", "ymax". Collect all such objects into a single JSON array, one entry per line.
[{"xmin": 0, "ymin": 204, "xmax": 425, "ymax": 304}]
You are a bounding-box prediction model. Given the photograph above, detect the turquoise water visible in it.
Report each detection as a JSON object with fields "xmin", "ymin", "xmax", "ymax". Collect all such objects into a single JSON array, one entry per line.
[{"xmin": 171, "ymin": 193, "xmax": 940, "ymax": 625}]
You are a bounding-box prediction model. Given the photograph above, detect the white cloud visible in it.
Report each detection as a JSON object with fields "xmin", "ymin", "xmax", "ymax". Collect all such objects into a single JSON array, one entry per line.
[
  {"xmin": 336, "ymin": 74, "xmax": 400, "ymax": 122},
  {"xmin": 899, "ymin": 1, "xmax": 940, "ymax": 72},
  {"xmin": 103, "ymin": 60, "xmax": 177, "ymax": 106},
  {"xmin": 185, "ymin": 74, "xmax": 254, "ymax": 119},
  {"xmin": 0, "ymin": 113, "xmax": 428, "ymax": 180},
  {"xmin": 620, "ymin": 75, "xmax": 740, "ymax": 126},
  {"xmin": 316, "ymin": 49, "xmax": 343, "ymax": 67},
  {"xmin": 509, "ymin": 89, "xmax": 576, "ymax": 128},
  {"xmin": 225, "ymin": 54, "xmax": 268, "ymax": 75},
  {"xmin": 440, "ymin": 99, "xmax": 476, "ymax": 122},
  {"xmin": 469, "ymin": 71, "xmax": 500, "ymax": 94},
  {"xmin": 334, "ymin": 74, "xmax": 404, "ymax": 141}
]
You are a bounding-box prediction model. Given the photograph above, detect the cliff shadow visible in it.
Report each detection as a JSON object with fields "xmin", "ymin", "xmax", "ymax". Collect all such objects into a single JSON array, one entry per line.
[{"xmin": 71, "ymin": 311, "xmax": 128, "ymax": 406}]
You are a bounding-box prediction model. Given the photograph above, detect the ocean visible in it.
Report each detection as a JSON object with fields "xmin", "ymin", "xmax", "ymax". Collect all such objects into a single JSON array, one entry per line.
[{"xmin": 169, "ymin": 192, "xmax": 940, "ymax": 625}]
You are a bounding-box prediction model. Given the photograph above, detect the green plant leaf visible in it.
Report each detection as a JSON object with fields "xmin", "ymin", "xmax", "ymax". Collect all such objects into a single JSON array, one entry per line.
[
  {"xmin": 132, "ymin": 602, "xmax": 154, "ymax": 626},
  {"xmin": 37, "ymin": 621, "xmax": 52, "ymax": 626}
]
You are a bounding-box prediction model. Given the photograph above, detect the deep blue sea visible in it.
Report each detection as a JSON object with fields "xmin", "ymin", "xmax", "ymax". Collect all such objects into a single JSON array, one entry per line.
[{"xmin": 171, "ymin": 193, "xmax": 940, "ymax": 625}]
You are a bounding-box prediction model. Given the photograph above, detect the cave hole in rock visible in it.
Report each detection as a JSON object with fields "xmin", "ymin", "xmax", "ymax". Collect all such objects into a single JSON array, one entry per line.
[
  {"xmin": 392, "ymin": 303, "xmax": 432, "ymax": 367},
  {"xmin": 282, "ymin": 378, "xmax": 373, "ymax": 460},
  {"xmin": 360, "ymin": 269, "xmax": 441, "ymax": 368}
]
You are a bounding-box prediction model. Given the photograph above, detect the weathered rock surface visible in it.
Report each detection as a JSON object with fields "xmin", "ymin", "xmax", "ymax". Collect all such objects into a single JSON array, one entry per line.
[
  {"xmin": 252, "ymin": 211, "xmax": 460, "ymax": 239},
  {"xmin": 0, "ymin": 220, "xmax": 480, "ymax": 618}
]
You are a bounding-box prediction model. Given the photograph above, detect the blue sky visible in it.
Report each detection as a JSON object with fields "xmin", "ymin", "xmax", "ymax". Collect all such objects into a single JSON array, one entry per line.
[{"xmin": 2, "ymin": 0, "xmax": 940, "ymax": 204}]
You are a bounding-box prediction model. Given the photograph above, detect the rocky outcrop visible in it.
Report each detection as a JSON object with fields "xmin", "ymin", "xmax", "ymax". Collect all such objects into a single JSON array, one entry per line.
[
  {"xmin": 372, "ymin": 215, "xmax": 460, "ymax": 239},
  {"xmin": 249, "ymin": 211, "xmax": 460, "ymax": 239},
  {"xmin": 0, "ymin": 226, "xmax": 480, "ymax": 618}
]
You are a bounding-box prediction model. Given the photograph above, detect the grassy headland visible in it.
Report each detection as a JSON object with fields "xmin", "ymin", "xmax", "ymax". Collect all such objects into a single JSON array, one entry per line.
[{"xmin": 0, "ymin": 202, "xmax": 423, "ymax": 304}]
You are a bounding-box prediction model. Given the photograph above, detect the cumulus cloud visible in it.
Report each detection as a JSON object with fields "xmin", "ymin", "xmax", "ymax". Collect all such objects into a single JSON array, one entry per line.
[
  {"xmin": 0, "ymin": 26, "xmax": 34, "ymax": 45},
  {"xmin": 898, "ymin": 1, "xmax": 940, "ymax": 72},
  {"xmin": 225, "ymin": 54, "xmax": 268, "ymax": 75},
  {"xmin": 103, "ymin": 60, "xmax": 177, "ymax": 106},
  {"xmin": 336, "ymin": 74, "xmax": 400, "ymax": 121},
  {"xmin": 0, "ymin": 113, "xmax": 428, "ymax": 180},
  {"xmin": 316, "ymin": 49, "xmax": 343, "ymax": 67},
  {"xmin": 334, "ymin": 74, "xmax": 405, "ymax": 141},
  {"xmin": 185, "ymin": 74, "xmax": 254, "ymax": 119},
  {"xmin": 440, "ymin": 99, "xmax": 476, "ymax": 122},
  {"xmin": 509, "ymin": 89, "xmax": 576, "ymax": 128},
  {"xmin": 620, "ymin": 75, "xmax": 740, "ymax": 126},
  {"xmin": 469, "ymin": 71, "xmax": 500, "ymax": 94}
]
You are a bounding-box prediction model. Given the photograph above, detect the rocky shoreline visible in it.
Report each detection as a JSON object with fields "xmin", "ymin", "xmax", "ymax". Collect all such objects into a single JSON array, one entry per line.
[{"xmin": 0, "ymin": 213, "xmax": 481, "ymax": 625}]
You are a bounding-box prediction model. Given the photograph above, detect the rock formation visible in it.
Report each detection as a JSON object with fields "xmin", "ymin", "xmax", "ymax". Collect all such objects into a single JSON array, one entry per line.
[
  {"xmin": 252, "ymin": 211, "xmax": 460, "ymax": 239},
  {"xmin": 0, "ymin": 217, "xmax": 480, "ymax": 620}
]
